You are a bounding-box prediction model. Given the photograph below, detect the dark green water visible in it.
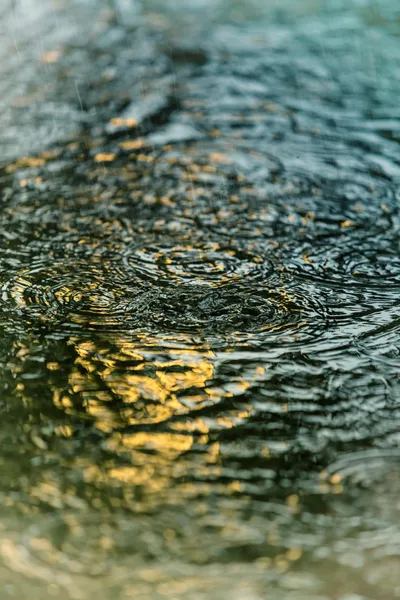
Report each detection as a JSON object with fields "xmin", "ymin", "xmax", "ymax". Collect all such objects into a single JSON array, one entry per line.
[{"xmin": 0, "ymin": 0, "xmax": 400, "ymax": 598}]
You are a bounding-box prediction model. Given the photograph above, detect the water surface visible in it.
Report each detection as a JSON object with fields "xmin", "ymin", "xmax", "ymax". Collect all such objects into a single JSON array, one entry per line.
[{"xmin": 0, "ymin": 0, "xmax": 400, "ymax": 598}]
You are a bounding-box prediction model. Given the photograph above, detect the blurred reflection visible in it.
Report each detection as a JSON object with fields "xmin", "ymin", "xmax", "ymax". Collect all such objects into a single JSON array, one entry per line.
[{"xmin": 1, "ymin": 0, "xmax": 400, "ymax": 598}]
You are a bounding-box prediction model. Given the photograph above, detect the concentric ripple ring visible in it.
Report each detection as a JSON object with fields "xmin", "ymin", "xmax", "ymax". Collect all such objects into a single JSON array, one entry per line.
[
  {"xmin": 3, "ymin": 261, "xmax": 130, "ymax": 328},
  {"xmin": 122, "ymin": 241, "xmax": 274, "ymax": 287}
]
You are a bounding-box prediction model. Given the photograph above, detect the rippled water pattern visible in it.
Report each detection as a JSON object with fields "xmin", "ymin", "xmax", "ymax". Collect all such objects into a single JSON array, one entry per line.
[{"xmin": 0, "ymin": 0, "xmax": 400, "ymax": 598}]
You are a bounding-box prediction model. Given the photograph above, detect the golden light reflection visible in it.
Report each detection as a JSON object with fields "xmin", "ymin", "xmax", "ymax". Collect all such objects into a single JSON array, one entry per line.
[
  {"xmin": 94, "ymin": 153, "xmax": 116, "ymax": 163},
  {"xmin": 6, "ymin": 156, "xmax": 46, "ymax": 173},
  {"xmin": 9, "ymin": 332, "xmax": 268, "ymax": 509},
  {"xmin": 48, "ymin": 335, "xmax": 218, "ymax": 435},
  {"xmin": 109, "ymin": 117, "xmax": 137, "ymax": 128},
  {"xmin": 40, "ymin": 49, "xmax": 62, "ymax": 63},
  {"xmin": 40, "ymin": 334, "xmax": 260, "ymax": 499},
  {"xmin": 119, "ymin": 139, "xmax": 146, "ymax": 150}
]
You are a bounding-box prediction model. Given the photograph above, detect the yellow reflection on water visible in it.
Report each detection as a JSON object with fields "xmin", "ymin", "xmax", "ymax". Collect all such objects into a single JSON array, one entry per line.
[
  {"xmin": 9, "ymin": 332, "xmax": 267, "ymax": 511},
  {"xmin": 44, "ymin": 333, "xmax": 260, "ymax": 504},
  {"xmin": 51, "ymin": 334, "xmax": 216, "ymax": 433}
]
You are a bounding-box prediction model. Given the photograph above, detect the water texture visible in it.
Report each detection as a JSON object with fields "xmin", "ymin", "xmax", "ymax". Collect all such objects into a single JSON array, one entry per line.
[{"xmin": 0, "ymin": 0, "xmax": 400, "ymax": 598}]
